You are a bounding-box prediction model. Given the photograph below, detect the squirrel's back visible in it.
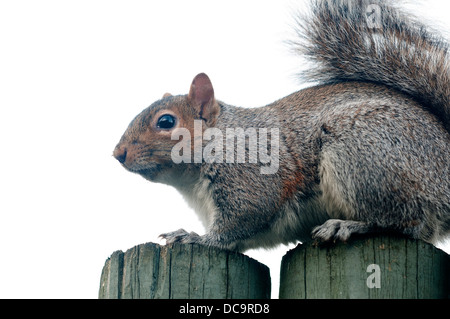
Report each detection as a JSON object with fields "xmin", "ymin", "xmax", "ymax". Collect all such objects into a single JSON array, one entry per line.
[{"xmin": 291, "ymin": 0, "xmax": 450, "ymax": 132}]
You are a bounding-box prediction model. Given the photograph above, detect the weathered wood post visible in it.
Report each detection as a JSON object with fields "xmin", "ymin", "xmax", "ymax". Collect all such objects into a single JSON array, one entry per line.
[
  {"xmin": 279, "ymin": 234, "xmax": 450, "ymax": 299},
  {"xmin": 99, "ymin": 242, "xmax": 271, "ymax": 299}
]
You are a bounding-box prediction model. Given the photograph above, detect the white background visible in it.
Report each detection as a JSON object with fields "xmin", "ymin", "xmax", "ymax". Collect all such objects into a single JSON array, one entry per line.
[{"xmin": 0, "ymin": 0, "xmax": 449, "ymax": 298}]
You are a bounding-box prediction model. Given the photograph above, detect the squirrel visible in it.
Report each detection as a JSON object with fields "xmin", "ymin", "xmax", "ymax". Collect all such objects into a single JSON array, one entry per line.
[{"xmin": 113, "ymin": 0, "xmax": 450, "ymax": 252}]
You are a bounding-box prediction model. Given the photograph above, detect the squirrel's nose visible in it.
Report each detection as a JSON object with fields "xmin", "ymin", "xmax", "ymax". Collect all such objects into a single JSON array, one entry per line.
[{"xmin": 113, "ymin": 146, "xmax": 127, "ymax": 164}]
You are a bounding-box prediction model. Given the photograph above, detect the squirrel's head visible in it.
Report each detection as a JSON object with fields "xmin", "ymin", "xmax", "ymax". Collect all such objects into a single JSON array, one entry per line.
[{"xmin": 113, "ymin": 73, "xmax": 220, "ymax": 182}]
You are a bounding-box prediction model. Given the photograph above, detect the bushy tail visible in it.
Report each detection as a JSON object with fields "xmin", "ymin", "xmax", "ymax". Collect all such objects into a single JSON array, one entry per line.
[{"xmin": 292, "ymin": 0, "xmax": 450, "ymax": 132}]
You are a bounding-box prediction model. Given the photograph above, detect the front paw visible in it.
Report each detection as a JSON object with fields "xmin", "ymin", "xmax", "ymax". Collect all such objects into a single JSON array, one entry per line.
[{"xmin": 159, "ymin": 228, "xmax": 201, "ymax": 245}]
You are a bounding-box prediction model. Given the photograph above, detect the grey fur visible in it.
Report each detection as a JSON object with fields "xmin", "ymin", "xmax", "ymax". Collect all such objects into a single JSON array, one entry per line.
[
  {"xmin": 115, "ymin": 0, "xmax": 450, "ymax": 252},
  {"xmin": 291, "ymin": 0, "xmax": 450, "ymax": 132}
]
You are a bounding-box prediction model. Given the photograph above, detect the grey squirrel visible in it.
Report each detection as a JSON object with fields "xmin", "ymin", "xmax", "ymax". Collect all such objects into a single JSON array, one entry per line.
[{"xmin": 113, "ymin": 0, "xmax": 450, "ymax": 252}]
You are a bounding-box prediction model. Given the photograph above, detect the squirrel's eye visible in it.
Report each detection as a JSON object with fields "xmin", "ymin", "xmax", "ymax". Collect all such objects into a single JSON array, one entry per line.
[{"xmin": 157, "ymin": 114, "xmax": 176, "ymax": 130}]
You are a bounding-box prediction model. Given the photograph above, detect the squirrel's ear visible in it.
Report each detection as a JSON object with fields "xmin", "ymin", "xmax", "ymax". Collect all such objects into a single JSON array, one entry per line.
[
  {"xmin": 162, "ymin": 93, "xmax": 172, "ymax": 98},
  {"xmin": 188, "ymin": 73, "xmax": 220, "ymax": 126}
]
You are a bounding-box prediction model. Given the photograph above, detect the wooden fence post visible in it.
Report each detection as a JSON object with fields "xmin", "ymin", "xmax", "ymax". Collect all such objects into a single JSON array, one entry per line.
[
  {"xmin": 279, "ymin": 234, "xmax": 450, "ymax": 299},
  {"xmin": 99, "ymin": 242, "xmax": 271, "ymax": 299}
]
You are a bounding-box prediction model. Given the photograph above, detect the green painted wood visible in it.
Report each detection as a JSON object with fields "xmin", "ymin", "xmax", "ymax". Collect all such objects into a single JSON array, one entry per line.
[
  {"xmin": 279, "ymin": 235, "xmax": 450, "ymax": 299},
  {"xmin": 99, "ymin": 242, "xmax": 271, "ymax": 299}
]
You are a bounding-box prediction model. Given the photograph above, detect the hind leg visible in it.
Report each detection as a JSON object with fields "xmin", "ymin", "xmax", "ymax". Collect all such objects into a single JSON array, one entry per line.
[{"xmin": 312, "ymin": 219, "xmax": 374, "ymax": 242}]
